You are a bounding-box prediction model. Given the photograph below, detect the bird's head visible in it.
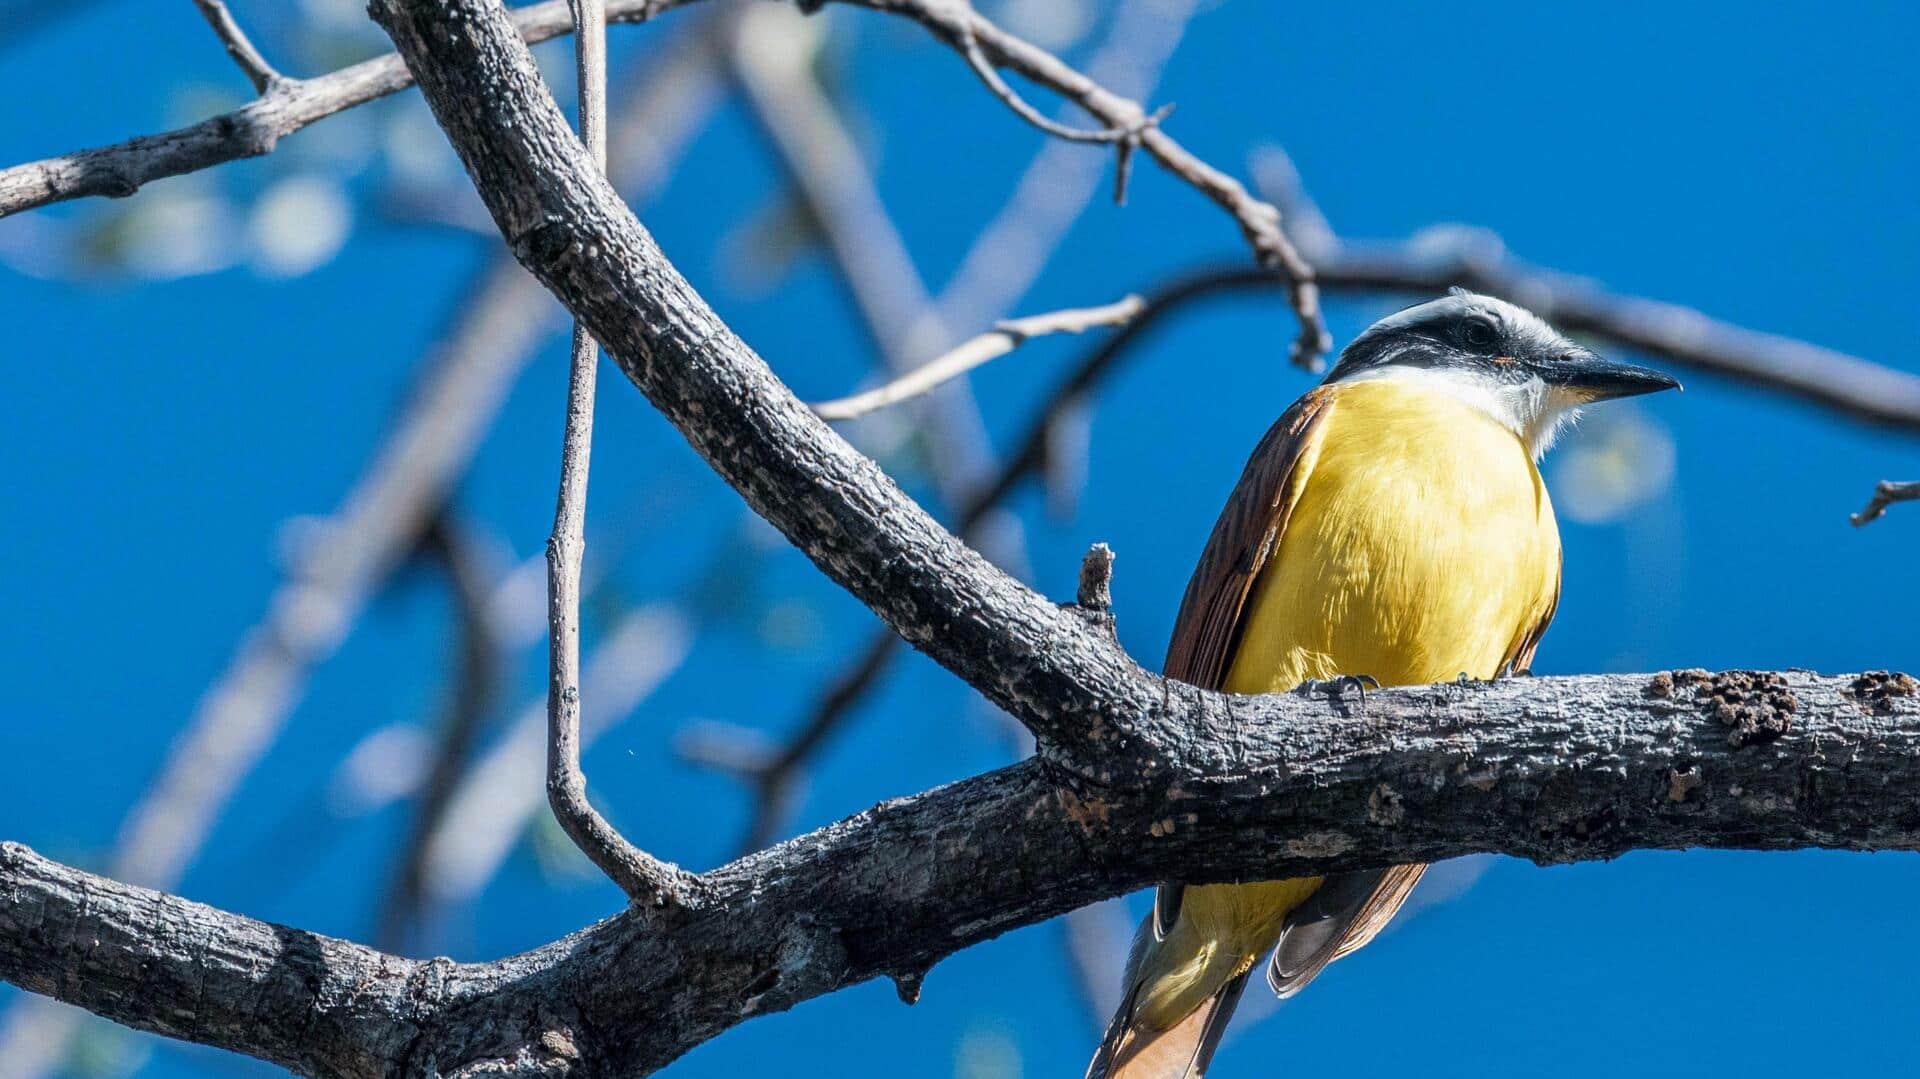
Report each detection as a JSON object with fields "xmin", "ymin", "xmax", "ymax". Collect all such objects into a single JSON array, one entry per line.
[{"xmin": 1324, "ymin": 288, "xmax": 1680, "ymax": 457}]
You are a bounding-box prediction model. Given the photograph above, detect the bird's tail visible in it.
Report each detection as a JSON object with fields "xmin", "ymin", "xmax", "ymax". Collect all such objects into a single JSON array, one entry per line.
[{"xmin": 1085, "ymin": 903, "xmax": 1254, "ymax": 1079}]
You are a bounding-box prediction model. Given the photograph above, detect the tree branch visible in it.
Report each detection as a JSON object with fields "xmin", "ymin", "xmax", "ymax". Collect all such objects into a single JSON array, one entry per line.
[
  {"xmin": 10, "ymin": 667, "xmax": 1920, "ymax": 1075},
  {"xmin": 376, "ymin": 515, "xmax": 502, "ymax": 953},
  {"xmin": 1851, "ymin": 479, "xmax": 1920, "ymax": 527},
  {"xmin": 828, "ymin": 0, "xmax": 1328, "ymax": 367},
  {"xmin": 811, "ymin": 295, "xmax": 1145, "ymax": 421},
  {"xmin": 542, "ymin": 0, "xmax": 696, "ymax": 910},
  {"xmin": 0, "ymin": 28, "xmax": 727, "ymax": 1071},
  {"xmin": 0, "ymin": 842, "xmax": 439, "ymax": 1078},
  {"xmin": 189, "ymin": 0, "xmax": 288, "ymax": 95},
  {"xmin": 10, "ymin": 1, "xmax": 1920, "ymax": 1074},
  {"xmin": 1244, "ymin": 150, "xmax": 1920, "ymax": 437},
  {"xmin": 698, "ymin": 0, "xmax": 1201, "ymax": 854},
  {"xmin": 0, "ymin": 0, "xmax": 698, "ymax": 219}
]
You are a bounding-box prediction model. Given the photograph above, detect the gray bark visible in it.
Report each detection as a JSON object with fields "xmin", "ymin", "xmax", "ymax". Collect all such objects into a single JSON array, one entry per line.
[
  {"xmin": 6, "ymin": 669, "xmax": 1920, "ymax": 1076},
  {"xmin": 3, "ymin": 0, "xmax": 1918, "ymax": 1076}
]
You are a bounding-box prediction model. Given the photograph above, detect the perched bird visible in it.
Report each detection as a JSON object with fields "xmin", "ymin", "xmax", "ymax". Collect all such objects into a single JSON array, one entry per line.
[{"xmin": 1087, "ymin": 290, "xmax": 1679, "ymax": 1079}]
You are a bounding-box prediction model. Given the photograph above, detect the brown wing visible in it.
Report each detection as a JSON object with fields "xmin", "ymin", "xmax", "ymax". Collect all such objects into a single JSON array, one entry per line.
[
  {"xmin": 1266, "ymin": 865, "xmax": 1425, "ymax": 998},
  {"xmin": 1163, "ymin": 386, "xmax": 1335, "ymax": 689},
  {"xmin": 1151, "ymin": 388, "xmax": 1335, "ymax": 978},
  {"xmin": 1506, "ymin": 550, "xmax": 1562, "ymax": 675}
]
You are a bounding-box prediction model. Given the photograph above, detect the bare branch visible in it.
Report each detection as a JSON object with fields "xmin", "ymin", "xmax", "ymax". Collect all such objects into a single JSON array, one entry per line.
[
  {"xmin": 0, "ymin": 29, "xmax": 726, "ymax": 1072},
  {"xmin": 375, "ymin": 515, "xmax": 501, "ymax": 953},
  {"xmin": 811, "ymin": 295, "xmax": 1145, "ymax": 421},
  {"xmin": 189, "ymin": 0, "xmax": 287, "ymax": 95},
  {"xmin": 1851, "ymin": 480, "xmax": 1920, "ymax": 527},
  {"xmin": 1240, "ymin": 146, "xmax": 1920, "ymax": 435},
  {"xmin": 699, "ymin": 0, "xmax": 1201, "ymax": 853},
  {"xmin": 425, "ymin": 607, "xmax": 693, "ymax": 906},
  {"xmin": 541, "ymin": 0, "xmax": 697, "ymax": 910},
  {"xmin": 929, "ymin": 0, "xmax": 1202, "ymax": 340},
  {"xmin": 953, "ymin": 24, "xmax": 1170, "ymax": 150},
  {"xmin": 830, "ymin": 0, "xmax": 1329, "ymax": 367},
  {"xmin": 677, "ymin": 627, "xmax": 898, "ymax": 853},
  {"xmin": 0, "ymin": 0, "xmax": 698, "ymax": 219},
  {"xmin": 12, "ymin": 667, "xmax": 1920, "ymax": 1074},
  {"xmin": 0, "ymin": 843, "xmax": 438, "ymax": 1078}
]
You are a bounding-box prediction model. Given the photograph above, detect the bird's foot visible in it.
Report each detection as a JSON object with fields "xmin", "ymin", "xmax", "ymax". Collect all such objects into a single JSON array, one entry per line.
[
  {"xmin": 1446, "ymin": 663, "xmax": 1528, "ymax": 700},
  {"xmin": 1295, "ymin": 674, "xmax": 1380, "ymax": 714}
]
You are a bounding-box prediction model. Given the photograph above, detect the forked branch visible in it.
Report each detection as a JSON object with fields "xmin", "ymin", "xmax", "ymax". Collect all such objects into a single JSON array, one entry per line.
[
  {"xmin": 542, "ymin": 0, "xmax": 698, "ymax": 909},
  {"xmin": 189, "ymin": 0, "xmax": 288, "ymax": 94}
]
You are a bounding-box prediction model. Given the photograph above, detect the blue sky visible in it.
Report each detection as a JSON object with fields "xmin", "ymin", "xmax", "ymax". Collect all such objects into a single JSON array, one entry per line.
[{"xmin": 2, "ymin": 1, "xmax": 1917, "ymax": 1077}]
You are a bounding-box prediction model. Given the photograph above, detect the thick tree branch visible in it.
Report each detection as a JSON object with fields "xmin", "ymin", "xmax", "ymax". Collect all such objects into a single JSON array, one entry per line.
[
  {"xmin": 10, "ymin": 669, "xmax": 1920, "ymax": 1075},
  {"xmin": 0, "ymin": 842, "xmax": 442, "ymax": 1079},
  {"xmin": 10, "ymin": 1, "xmax": 1920, "ymax": 1074},
  {"xmin": 699, "ymin": 0, "xmax": 1199, "ymax": 855}
]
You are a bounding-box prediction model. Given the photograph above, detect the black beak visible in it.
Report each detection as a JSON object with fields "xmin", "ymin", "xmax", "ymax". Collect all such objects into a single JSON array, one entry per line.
[{"xmin": 1540, "ymin": 348, "xmax": 1682, "ymax": 400}]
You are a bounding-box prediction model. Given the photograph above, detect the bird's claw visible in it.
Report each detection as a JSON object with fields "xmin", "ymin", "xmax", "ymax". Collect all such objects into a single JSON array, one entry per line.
[
  {"xmin": 1295, "ymin": 673, "xmax": 1380, "ymax": 714},
  {"xmin": 1448, "ymin": 662, "xmax": 1527, "ymax": 699}
]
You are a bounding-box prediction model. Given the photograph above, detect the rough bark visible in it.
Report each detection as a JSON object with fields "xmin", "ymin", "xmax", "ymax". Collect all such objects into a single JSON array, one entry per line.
[
  {"xmin": 7, "ymin": 669, "xmax": 1920, "ymax": 1075},
  {"xmin": 5, "ymin": 1, "xmax": 1919, "ymax": 1076}
]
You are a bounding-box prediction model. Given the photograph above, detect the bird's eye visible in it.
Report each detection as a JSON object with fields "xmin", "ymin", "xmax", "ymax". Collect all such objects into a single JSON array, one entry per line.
[{"xmin": 1460, "ymin": 316, "xmax": 1499, "ymax": 348}]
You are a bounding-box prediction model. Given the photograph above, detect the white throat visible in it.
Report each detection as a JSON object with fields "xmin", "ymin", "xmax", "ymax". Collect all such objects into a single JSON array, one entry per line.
[{"xmin": 1339, "ymin": 364, "xmax": 1586, "ymax": 459}]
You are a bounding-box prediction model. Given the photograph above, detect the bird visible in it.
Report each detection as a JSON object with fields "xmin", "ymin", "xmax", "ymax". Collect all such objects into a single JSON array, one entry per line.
[{"xmin": 1086, "ymin": 289, "xmax": 1679, "ymax": 1079}]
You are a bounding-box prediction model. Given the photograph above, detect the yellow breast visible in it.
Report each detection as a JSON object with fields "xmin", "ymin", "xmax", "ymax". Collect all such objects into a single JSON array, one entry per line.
[{"xmin": 1225, "ymin": 376, "xmax": 1562, "ymax": 694}]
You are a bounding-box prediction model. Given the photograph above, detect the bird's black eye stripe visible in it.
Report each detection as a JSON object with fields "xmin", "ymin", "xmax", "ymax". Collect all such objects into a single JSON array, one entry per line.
[{"xmin": 1460, "ymin": 315, "xmax": 1499, "ymax": 348}]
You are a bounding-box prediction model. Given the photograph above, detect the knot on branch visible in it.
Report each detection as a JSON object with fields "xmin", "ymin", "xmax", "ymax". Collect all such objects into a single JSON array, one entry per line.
[
  {"xmin": 1065, "ymin": 542, "xmax": 1117, "ymax": 635},
  {"xmin": 1848, "ymin": 670, "xmax": 1918, "ymax": 715},
  {"xmin": 1665, "ymin": 763, "xmax": 1702, "ymax": 804},
  {"xmin": 891, "ymin": 966, "xmax": 929, "ymax": 1005},
  {"xmin": 1644, "ymin": 668, "xmax": 1711, "ymax": 699},
  {"xmin": 1652, "ymin": 670, "xmax": 1799, "ymax": 747},
  {"xmin": 1706, "ymin": 671, "xmax": 1798, "ymax": 747}
]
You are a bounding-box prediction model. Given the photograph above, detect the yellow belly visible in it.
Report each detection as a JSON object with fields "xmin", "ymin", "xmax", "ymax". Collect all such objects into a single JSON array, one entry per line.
[
  {"xmin": 1142, "ymin": 378, "xmax": 1560, "ymax": 1027},
  {"xmin": 1225, "ymin": 377, "xmax": 1561, "ymax": 694}
]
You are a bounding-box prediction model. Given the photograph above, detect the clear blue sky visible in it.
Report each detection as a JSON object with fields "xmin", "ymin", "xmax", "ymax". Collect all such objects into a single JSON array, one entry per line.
[{"xmin": 2, "ymin": 2, "xmax": 1918, "ymax": 1077}]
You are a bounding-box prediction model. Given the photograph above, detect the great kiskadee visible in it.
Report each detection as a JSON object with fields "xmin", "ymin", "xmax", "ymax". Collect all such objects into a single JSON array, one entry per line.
[{"xmin": 1086, "ymin": 290, "xmax": 1679, "ymax": 1079}]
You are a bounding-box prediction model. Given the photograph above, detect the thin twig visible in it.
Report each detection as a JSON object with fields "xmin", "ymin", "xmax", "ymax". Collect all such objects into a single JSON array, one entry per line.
[
  {"xmin": 836, "ymin": 0, "xmax": 1330, "ymax": 367},
  {"xmin": 927, "ymin": 0, "xmax": 1202, "ymax": 343},
  {"xmin": 424, "ymin": 606, "xmax": 692, "ymax": 906},
  {"xmin": 676, "ymin": 628, "xmax": 898, "ymax": 853},
  {"xmin": 0, "ymin": 28, "xmax": 725, "ymax": 1063},
  {"xmin": 544, "ymin": 0, "xmax": 697, "ymax": 910},
  {"xmin": 189, "ymin": 0, "xmax": 288, "ymax": 95},
  {"xmin": 811, "ymin": 295, "xmax": 1145, "ymax": 421},
  {"xmin": 0, "ymin": 0, "xmax": 696, "ymax": 219},
  {"xmin": 955, "ymin": 26, "xmax": 1170, "ymax": 149},
  {"xmin": 1851, "ymin": 480, "xmax": 1920, "ymax": 527},
  {"xmin": 374, "ymin": 514, "xmax": 500, "ymax": 953}
]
